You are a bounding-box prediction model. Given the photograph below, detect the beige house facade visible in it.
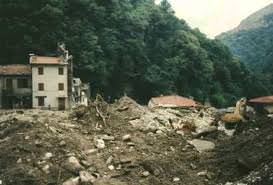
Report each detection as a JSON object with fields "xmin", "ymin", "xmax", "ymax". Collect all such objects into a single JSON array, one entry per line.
[{"xmin": 30, "ymin": 56, "xmax": 70, "ymax": 110}]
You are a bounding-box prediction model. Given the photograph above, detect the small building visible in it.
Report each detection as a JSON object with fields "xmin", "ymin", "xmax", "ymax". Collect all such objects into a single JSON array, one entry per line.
[
  {"xmin": 0, "ymin": 44, "xmax": 89, "ymax": 110},
  {"xmin": 30, "ymin": 54, "xmax": 72, "ymax": 110},
  {"xmin": 249, "ymin": 96, "xmax": 273, "ymax": 113},
  {"xmin": 0, "ymin": 65, "xmax": 32, "ymax": 109},
  {"xmin": 148, "ymin": 95, "xmax": 197, "ymax": 108}
]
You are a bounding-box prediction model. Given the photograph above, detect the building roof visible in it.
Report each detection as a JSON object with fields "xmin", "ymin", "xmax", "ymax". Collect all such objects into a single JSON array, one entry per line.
[
  {"xmin": 0, "ymin": 64, "xmax": 31, "ymax": 75},
  {"xmin": 150, "ymin": 95, "xmax": 197, "ymax": 107},
  {"xmin": 249, "ymin": 96, "xmax": 273, "ymax": 104},
  {"xmin": 30, "ymin": 56, "xmax": 65, "ymax": 65}
]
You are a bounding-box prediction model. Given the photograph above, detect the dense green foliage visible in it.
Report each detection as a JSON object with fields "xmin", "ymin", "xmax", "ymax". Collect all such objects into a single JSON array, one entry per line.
[
  {"xmin": 218, "ymin": 7, "xmax": 273, "ymax": 94},
  {"xmin": 0, "ymin": 0, "xmax": 269, "ymax": 107}
]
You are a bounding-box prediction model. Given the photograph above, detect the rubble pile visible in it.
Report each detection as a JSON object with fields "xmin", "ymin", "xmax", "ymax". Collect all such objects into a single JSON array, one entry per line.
[
  {"xmin": 113, "ymin": 96, "xmax": 217, "ymax": 136},
  {"xmin": 0, "ymin": 97, "xmax": 272, "ymax": 185}
]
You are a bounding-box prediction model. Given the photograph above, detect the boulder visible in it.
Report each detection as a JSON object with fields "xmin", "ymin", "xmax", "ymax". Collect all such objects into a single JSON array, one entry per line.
[
  {"xmin": 79, "ymin": 171, "xmax": 96, "ymax": 183},
  {"xmin": 188, "ymin": 139, "xmax": 215, "ymax": 153},
  {"xmin": 64, "ymin": 156, "xmax": 84, "ymax": 173},
  {"xmin": 94, "ymin": 139, "xmax": 105, "ymax": 149}
]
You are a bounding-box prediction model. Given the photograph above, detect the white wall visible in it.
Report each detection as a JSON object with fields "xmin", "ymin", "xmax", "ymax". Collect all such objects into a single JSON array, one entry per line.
[{"xmin": 32, "ymin": 65, "xmax": 69, "ymax": 110}]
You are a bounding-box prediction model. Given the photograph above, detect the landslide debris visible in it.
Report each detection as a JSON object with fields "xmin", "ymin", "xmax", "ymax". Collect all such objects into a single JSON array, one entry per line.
[{"xmin": 0, "ymin": 96, "xmax": 272, "ymax": 185}]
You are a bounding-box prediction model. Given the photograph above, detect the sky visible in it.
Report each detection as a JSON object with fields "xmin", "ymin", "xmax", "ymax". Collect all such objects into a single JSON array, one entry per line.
[{"xmin": 156, "ymin": 0, "xmax": 272, "ymax": 38}]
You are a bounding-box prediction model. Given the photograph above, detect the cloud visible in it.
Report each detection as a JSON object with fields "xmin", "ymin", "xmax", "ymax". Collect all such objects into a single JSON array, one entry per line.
[{"xmin": 159, "ymin": 0, "xmax": 272, "ymax": 38}]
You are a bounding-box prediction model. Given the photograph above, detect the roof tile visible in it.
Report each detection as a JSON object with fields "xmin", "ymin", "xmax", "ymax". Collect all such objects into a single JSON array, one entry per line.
[
  {"xmin": 150, "ymin": 95, "xmax": 197, "ymax": 107},
  {"xmin": 249, "ymin": 96, "xmax": 273, "ymax": 104},
  {"xmin": 0, "ymin": 65, "xmax": 31, "ymax": 75}
]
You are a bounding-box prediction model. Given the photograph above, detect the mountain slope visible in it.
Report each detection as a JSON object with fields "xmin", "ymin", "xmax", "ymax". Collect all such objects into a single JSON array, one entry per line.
[
  {"xmin": 218, "ymin": 3, "xmax": 273, "ymax": 69},
  {"xmin": 0, "ymin": 0, "xmax": 270, "ymax": 106}
]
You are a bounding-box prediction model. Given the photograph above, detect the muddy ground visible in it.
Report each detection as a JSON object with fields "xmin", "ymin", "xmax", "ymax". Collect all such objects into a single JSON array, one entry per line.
[{"xmin": 0, "ymin": 97, "xmax": 272, "ymax": 185}]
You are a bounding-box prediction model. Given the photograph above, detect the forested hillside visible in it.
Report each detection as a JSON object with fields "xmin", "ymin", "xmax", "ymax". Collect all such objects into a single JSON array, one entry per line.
[
  {"xmin": 218, "ymin": 3, "xmax": 273, "ymax": 93},
  {"xmin": 0, "ymin": 0, "xmax": 269, "ymax": 107}
]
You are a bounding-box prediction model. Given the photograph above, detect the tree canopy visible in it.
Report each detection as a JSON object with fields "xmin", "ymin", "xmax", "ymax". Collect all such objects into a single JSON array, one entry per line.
[{"xmin": 0, "ymin": 0, "xmax": 269, "ymax": 107}]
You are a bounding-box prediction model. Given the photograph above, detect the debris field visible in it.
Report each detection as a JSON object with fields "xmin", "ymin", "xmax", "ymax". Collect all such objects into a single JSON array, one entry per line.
[{"xmin": 0, "ymin": 96, "xmax": 273, "ymax": 185}]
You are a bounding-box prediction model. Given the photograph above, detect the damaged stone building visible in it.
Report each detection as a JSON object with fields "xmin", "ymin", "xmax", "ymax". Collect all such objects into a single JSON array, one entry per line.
[
  {"xmin": 0, "ymin": 45, "xmax": 89, "ymax": 110},
  {"xmin": 0, "ymin": 65, "xmax": 32, "ymax": 109}
]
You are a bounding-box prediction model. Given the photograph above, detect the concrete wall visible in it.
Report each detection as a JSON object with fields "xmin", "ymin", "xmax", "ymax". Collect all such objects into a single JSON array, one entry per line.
[
  {"xmin": 265, "ymin": 105, "xmax": 273, "ymax": 114},
  {"xmin": 32, "ymin": 65, "xmax": 69, "ymax": 110}
]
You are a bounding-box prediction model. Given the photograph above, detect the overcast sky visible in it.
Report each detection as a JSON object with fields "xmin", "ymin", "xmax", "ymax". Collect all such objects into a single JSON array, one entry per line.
[{"xmin": 156, "ymin": 0, "xmax": 272, "ymax": 38}]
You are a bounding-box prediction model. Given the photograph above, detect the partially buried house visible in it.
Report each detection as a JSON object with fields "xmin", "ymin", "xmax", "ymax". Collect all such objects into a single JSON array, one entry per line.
[
  {"xmin": 249, "ymin": 96, "xmax": 273, "ymax": 113},
  {"xmin": 0, "ymin": 44, "xmax": 89, "ymax": 110}
]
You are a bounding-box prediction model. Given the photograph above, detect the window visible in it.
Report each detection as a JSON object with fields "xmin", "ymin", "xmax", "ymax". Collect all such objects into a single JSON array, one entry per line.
[
  {"xmin": 58, "ymin": 83, "xmax": 64, "ymax": 91},
  {"xmin": 17, "ymin": 79, "xmax": 28, "ymax": 88},
  {"xmin": 38, "ymin": 83, "xmax": 44, "ymax": 91},
  {"xmin": 38, "ymin": 97, "xmax": 45, "ymax": 106},
  {"xmin": 38, "ymin": 67, "xmax": 44, "ymax": 75},
  {"xmin": 58, "ymin": 67, "xmax": 64, "ymax": 75},
  {"xmin": 6, "ymin": 79, "xmax": 13, "ymax": 89}
]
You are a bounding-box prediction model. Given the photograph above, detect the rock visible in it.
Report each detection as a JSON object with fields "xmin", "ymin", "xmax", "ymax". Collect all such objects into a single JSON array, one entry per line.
[
  {"xmin": 35, "ymin": 140, "xmax": 42, "ymax": 147},
  {"xmin": 64, "ymin": 156, "xmax": 84, "ymax": 173},
  {"xmin": 197, "ymin": 170, "xmax": 213, "ymax": 179},
  {"xmin": 95, "ymin": 139, "xmax": 105, "ymax": 149},
  {"xmin": 188, "ymin": 139, "xmax": 215, "ymax": 153},
  {"xmin": 195, "ymin": 126, "xmax": 217, "ymax": 136},
  {"xmin": 44, "ymin": 152, "xmax": 53, "ymax": 160},
  {"xmin": 100, "ymin": 135, "xmax": 115, "ymax": 141},
  {"xmin": 81, "ymin": 160, "xmax": 92, "ymax": 167},
  {"xmin": 122, "ymin": 134, "xmax": 131, "ymax": 142},
  {"xmin": 62, "ymin": 177, "xmax": 80, "ymax": 185},
  {"xmin": 17, "ymin": 158, "xmax": 22, "ymax": 164},
  {"xmin": 197, "ymin": 170, "xmax": 208, "ymax": 177},
  {"xmin": 108, "ymin": 165, "xmax": 115, "ymax": 170},
  {"xmin": 173, "ymin": 177, "xmax": 180, "ymax": 182},
  {"xmin": 79, "ymin": 171, "xmax": 96, "ymax": 183},
  {"xmin": 176, "ymin": 130, "xmax": 184, "ymax": 136},
  {"xmin": 156, "ymin": 130, "xmax": 163, "ymax": 134},
  {"xmin": 119, "ymin": 156, "xmax": 133, "ymax": 164},
  {"xmin": 42, "ymin": 164, "xmax": 50, "ymax": 174},
  {"xmin": 106, "ymin": 156, "xmax": 114, "ymax": 165},
  {"xmin": 60, "ymin": 140, "xmax": 66, "ymax": 146},
  {"xmin": 127, "ymin": 142, "xmax": 135, "ymax": 147},
  {"xmin": 142, "ymin": 171, "xmax": 150, "ymax": 177}
]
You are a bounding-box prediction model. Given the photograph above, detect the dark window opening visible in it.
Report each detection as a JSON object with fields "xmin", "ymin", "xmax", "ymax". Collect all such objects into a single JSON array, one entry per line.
[
  {"xmin": 38, "ymin": 83, "xmax": 44, "ymax": 91},
  {"xmin": 59, "ymin": 67, "xmax": 64, "ymax": 75},
  {"xmin": 17, "ymin": 79, "xmax": 28, "ymax": 88},
  {"xmin": 38, "ymin": 67, "xmax": 44, "ymax": 75},
  {"xmin": 6, "ymin": 79, "xmax": 13, "ymax": 89},
  {"xmin": 38, "ymin": 97, "xmax": 45, "ymax": 106},
  {"xmin": 58, "ymin": 83, "xmax": 64, "ymax": 91}
]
